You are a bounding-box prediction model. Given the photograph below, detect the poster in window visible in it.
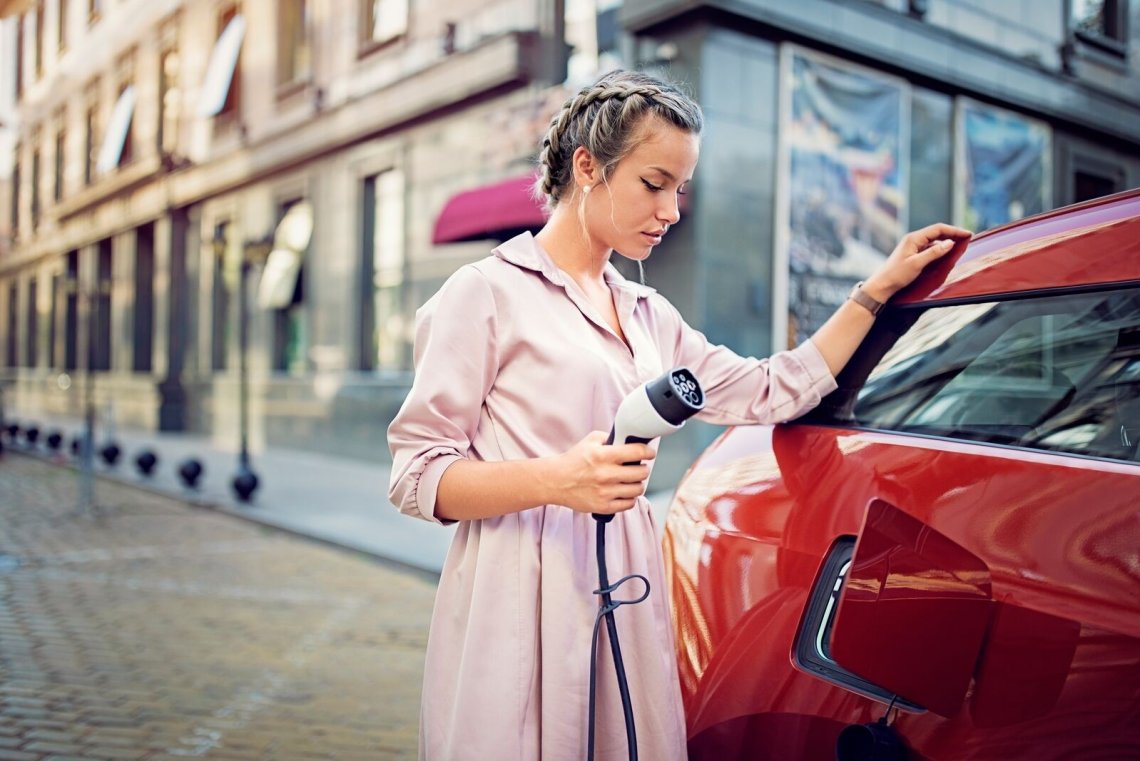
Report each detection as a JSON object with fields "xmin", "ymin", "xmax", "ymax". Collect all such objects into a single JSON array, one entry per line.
[
  {"xmin": 776, "ymin": 47, "xmax": 909, "ymax": 348},
  {"xmin": 955, "ymin": 99, "xmax": 1051, "ymax": 233}
]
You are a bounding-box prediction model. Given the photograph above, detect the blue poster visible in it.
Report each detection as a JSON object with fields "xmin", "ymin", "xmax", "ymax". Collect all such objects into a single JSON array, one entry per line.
[
  {"xmin": 783, "ymin": 51, "xmax": 907, "ymax": 345},
  {"xmin": 960, "ymin": 102, "xmax": 1050, "ymax": 232}
]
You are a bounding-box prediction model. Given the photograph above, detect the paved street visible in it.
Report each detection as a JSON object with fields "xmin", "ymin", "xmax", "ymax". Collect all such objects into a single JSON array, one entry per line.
[{"xmin": 0, "ymin": 454, "xmax": 435, "ymax": 760}]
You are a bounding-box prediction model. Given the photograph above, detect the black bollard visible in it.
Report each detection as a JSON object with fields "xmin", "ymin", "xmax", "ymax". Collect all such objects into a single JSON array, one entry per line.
[
  {"xmin": 135, "ymin": 450, "xmax": 159, "ymax": 477},
  {"xmin": 177, "ymin": 458, "xmax": 204, "ymax": 490},
  {"xmin": 100, "ymin": 442, "xmax": 122, "ymax": 468}
]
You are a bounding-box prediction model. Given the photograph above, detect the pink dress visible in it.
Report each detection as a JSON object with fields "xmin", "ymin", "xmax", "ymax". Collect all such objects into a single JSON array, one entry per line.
[{"xmin": 388, "ymin": 233, "xmax": 836, "ymax": 760}]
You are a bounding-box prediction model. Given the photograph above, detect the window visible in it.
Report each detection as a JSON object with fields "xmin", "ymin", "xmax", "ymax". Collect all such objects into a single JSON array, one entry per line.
[
  {"xmin": 6, "ymin": 284, "xmax": 17, "ymax": 368},
  {"xmin": 273, "ymin": 199, "xmax": 309, "ymax": 375},
  {"xmin": 15, "ymin": 14, "xmax": 24, "ymax": 100},
  {"xmin": 58, "ymin": 0, "xmax": 68, "ymax": 51},
  {"xmin": 30, "ymin": 136, "xmax": 41, "ymax": 228},
  {"xmin": 113, "ymin": 83, "xmax": 135, "ymax": 167},
  {"xmin": 9, "ymin": 145, "xmax": 19, "ymax": 236},
  {"xmin": 361, "ymin": 0, "xmax": 408, "ymax": 48},
  {"xmin": 277, "ymin": 0, "xmax": 312, "ymax": 87},
  {"xmin": 158, "ymin": 46, "xmax": 180, "ymax": 154},
  {"xmin": 49, "ymin": 273, "xmax": 60, "ymax": 370},
  {"xmin": 211, "ymin": 221, "xmax": 231, "ymax": 371},
  {"xmin": 34, "ymin": 2, "xmax": 44, "ymax": 78},
  {"xmin": 64, "ymin": 251, "xmax": 78, "ymax": 371},
  {"xmin": 216, "ymin": 5, "xmax": 242, "ymax": 119},
  {"xmin": 807, "ymin": 288, "xmax": 1140, "ymax": 463},
  {"xmin": 1071, "ymin": 0, "xmax": 1128, "ymax": 51},
  {"xmin": 91, "ymin": 239, "xmax": 112, "ymax": 372},
  {"xmin": 133, "ymin": 224, "xmax": 154, "ymax": 372},
  {"xmin": 26, "ymin": 278, "xmax": 38, "ymax": 369},
  {"xmin": 360, "ymin": 170, "xmax": 405, "ymax": 371},
  {"xmin": 84, "ymin": 81, "xmax": 99, "ymax": 185},
  {"xmin": 53, "ymin": 119, "xmax": 65, "ymax": 203},
  {"xmin": 956, "ymin": 99, "xmax": 1051, "ymax": 232},
  {"xmin": 98, "ymin": 52, "xmax": 137, "ymax": 171},
  {"xmin": 1063, "ymin": 144, "xmax": 1126, "ymax": 205},
  {"xmin": 909, "ymin": 88, "xmax": 952, "ymax": 230}
]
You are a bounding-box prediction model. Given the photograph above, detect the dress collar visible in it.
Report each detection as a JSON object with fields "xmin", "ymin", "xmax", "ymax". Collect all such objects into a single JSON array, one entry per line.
[{"xmin": 493, "ymin": 232, "xmax": 657, "ymax": 300}]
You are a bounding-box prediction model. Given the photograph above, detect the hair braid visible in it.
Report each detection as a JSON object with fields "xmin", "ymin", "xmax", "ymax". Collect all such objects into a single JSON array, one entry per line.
[{"xmin": 533, "ymin": 71, "xmax": 702, "ymax": 209}]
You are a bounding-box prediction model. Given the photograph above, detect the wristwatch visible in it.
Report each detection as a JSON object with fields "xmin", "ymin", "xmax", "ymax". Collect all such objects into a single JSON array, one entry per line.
[{"xmin": 848, "ymin": 281, "xmax": 885, "ymax": 317}]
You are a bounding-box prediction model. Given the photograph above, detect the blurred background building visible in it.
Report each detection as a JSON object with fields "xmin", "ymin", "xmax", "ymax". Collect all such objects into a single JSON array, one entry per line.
[{"xmin": 1, "ymin": 0, "xmax": 1138, "ymax": 482}]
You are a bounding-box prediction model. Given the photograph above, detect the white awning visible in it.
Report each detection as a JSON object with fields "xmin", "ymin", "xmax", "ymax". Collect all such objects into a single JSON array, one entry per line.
[
  {"xmin": 95, "ymin": 85, "xmax": 137, "ymax": 175},
  {"xmin": 258, "ymin": 248, "xmax": 303, "ymax": 309},
  {"xmin": 258, "ymin": 201, "xmax": 313, "ymax": 309},
  {"xmin": 198, "ymin": 13, "xmax": 246, "ymax": 118}
]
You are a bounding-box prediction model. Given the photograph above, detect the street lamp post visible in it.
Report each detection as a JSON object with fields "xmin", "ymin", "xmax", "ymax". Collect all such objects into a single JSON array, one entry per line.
[
  {"xmin": 65, "ymin": 272, "xmax": 111, "ymax": 516},
  {"xmin": 232, "ymin": 235, "xmax": 272, "ymax": 503}
]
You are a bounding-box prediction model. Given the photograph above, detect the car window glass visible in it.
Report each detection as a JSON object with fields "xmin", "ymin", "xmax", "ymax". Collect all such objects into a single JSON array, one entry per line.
[{"xmin": 829, "ymin": 288, "xmax": 1140, "ymax": 462}]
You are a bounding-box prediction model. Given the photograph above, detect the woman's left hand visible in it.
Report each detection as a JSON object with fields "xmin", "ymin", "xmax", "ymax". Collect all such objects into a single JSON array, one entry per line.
[{"xmin": 862, "ymin": 222, "xmax": 972, "ymax": 303}]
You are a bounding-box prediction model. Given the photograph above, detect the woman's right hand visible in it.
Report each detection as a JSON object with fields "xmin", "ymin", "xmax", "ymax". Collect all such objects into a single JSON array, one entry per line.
[{"xmin": 547, "ymin": 431, "xmax": 656, "ymax": 515}]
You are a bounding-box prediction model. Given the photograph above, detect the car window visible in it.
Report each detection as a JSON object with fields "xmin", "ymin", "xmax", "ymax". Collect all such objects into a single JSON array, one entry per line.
[{"xmin": 805, "ymin": 287, "xmax": 1140, "ymax": 463}]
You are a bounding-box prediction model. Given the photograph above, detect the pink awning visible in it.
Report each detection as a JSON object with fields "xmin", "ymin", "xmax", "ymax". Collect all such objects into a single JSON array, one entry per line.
[{"xmin": 432, "ymin": 173, "xmax": 547, "ymax": 244}]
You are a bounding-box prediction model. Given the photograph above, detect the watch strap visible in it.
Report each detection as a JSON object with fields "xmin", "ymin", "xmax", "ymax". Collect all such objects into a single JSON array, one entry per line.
[{"xmin": 849, "ymin": 281, "xmax": 885, "ymax": 316}]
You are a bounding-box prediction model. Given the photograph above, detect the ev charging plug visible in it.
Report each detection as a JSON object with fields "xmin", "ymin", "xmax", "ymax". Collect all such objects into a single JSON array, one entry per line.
[
  {"xmin": 588, "ymin": 367, "xmax": 704, "ymax": 761},
  {"xmin": 602, "ymin": 367, "xmax": 705, "ymax": 489}
]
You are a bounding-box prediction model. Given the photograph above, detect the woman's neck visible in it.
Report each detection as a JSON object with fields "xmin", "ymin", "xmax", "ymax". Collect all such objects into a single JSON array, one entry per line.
[{"xmin": 534, "ymin": 206, "xmax": 611, "ymax": 285}]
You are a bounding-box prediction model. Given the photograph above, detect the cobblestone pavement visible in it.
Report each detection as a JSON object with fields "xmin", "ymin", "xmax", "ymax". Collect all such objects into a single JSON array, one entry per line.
[{"xmin": 0, "ymin": 454, "xmax": 436, "ymax": 760}]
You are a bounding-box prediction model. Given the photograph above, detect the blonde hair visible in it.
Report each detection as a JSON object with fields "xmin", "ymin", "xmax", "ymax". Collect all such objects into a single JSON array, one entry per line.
[{"xmin": 534, "ymin": 70, "xmax": 703, "ymax": 211}]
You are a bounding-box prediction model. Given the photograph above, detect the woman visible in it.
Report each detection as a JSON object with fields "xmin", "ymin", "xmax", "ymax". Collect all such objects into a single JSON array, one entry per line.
[{"xmin": 388, "ymin": 69, "xmax": 970, "ymax": 760}]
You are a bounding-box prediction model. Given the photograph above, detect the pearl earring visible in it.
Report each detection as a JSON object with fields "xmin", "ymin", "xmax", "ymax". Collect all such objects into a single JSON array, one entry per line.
[{"xmin": 582, "ymin": 185, "xmax": 592, "ymax": 194}]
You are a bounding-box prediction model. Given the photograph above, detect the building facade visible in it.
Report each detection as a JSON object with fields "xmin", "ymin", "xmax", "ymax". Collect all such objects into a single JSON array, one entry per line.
[
  {"xmin": 2, "ymin": 0, "xmax": 1139, "ymax": 485},
  {"xmin": 0, "ymin": 0, "xmax": 583, "ymax": 460}
]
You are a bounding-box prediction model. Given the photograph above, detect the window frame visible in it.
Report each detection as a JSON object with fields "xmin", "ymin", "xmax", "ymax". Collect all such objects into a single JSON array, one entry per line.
[
  {"xmin": 1069, "ymin": 0, "xmax": 1129, "ymax": 58},
  {"xmin": 358, "ymin": 0, "xmax": 409, "ymax": 57},
  {"xmin": 157, "ymin": 40, "xmax": 180, "ymax": 155},
  {"xmin": 53, "ymin": 111, "xmax": 66, "ymax": 203},
  {"xmin": 359, "ymin": 168, "xmax": 407, "ymax": 373},
  {"xmin": 30, "ymin": 135, "xmax": 41, "ymax": 229},
  {"xmin": 276, "ymin": 0, "xmax": 313, "ymax": 93},
  {"xmin": 214, "ymin": 4, "xmax": 243, "ymax": 122},
  {"xmin": 15, "ymin": 12, "xmax": 25, "ymax": 100},
  {"xmin": 271, "ymin": 197, "xmax": 310, "ymax": 376},
  {"xmin": 10, "ymin": 143, "xmax": 20, "ymax": 237},
  {"xmin": 802, "ymin": 283, "xmax": 1140, "ymax": 464},
  {"xmin": 26, "ymin": 278, "xmax": 38, "ymax": 369},
  {"xmin": 58, "ymin": 0, "xmax": 68, "ymax": 53},
  {"xmin": 34, "ymin": 1, "xmax": 45, "ymax": 79},
  {"xmin": 83, "ymin": 79, "xmax": 100, "ymax": 186}
]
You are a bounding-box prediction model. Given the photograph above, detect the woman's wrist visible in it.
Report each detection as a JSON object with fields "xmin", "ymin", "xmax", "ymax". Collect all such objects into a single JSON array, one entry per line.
[{"xmin": 860, "ymin": 275, "xmax": 898, "ymax": 304}]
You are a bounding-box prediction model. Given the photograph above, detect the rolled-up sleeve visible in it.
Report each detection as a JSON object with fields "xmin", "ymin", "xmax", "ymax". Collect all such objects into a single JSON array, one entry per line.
[
  {"xmin": 658, "ymin": 297, "xmax": 837, "ymax": 425},
  {"xmin": 387, "ymin": 265, "xmax": 499, "ymax": 524}
]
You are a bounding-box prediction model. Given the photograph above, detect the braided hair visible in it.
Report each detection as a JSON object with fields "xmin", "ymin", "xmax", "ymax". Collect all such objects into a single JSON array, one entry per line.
[{"xmin": 534, "ymin": 70, "xmax": 703, "ymax": 209}]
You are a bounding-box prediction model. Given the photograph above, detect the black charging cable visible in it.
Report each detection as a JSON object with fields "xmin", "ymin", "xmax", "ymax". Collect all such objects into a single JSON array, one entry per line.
[
  {"xmin": 586, "ymin": 368, "xmax": 704, "ymax": 761},
  {"xmin": 588, "ymin": 513, "xmax": 650, "ymax": 761}
]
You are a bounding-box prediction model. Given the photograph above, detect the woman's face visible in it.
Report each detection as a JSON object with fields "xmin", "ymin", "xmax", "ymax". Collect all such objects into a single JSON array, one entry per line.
[{"xmin": 585, "ymin": 120, "xmax": 700, "ymax": 261}]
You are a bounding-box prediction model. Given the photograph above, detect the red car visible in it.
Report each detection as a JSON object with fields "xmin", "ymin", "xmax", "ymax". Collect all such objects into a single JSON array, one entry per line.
[{"xmin": 664, "ymin": 189, "xmax": 1140, "ymax": 760}]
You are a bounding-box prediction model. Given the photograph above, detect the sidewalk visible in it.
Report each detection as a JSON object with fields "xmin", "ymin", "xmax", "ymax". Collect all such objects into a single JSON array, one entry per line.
[
  {"xmin": 4, "ymin": 413, "xmax": 676, "ymax": 576},
  {"xmin": 0, "ymin": 454, "xmax": 432, "ymax": 759}
]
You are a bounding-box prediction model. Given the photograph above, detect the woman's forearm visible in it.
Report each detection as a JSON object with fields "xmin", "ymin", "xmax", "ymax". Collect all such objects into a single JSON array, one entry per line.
[
  {"xmin": 809, "ymin": 287, "xmax": 881, "ymax": 378},
  {"xmin": 435, "ymin": 457, "xmax": 559, "ymax": 521},
  {"xmin": 433, "ymin": 433, "xmax": 656, "ymax": 522}
]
